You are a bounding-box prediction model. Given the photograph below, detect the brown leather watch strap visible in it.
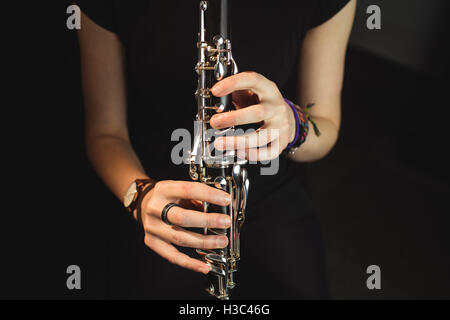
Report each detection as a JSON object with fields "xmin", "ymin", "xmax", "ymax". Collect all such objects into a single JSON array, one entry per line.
[
  {"xmin": 136, "ymin": 178, "xmax": 152, "ymax": 188},
  {"xmin": 136, "ymin": 183, "xmax": 156, "ymax": 226},
  {"xmin": 126, "ymin": 179, "xmax": 153, "ymax": 214}
]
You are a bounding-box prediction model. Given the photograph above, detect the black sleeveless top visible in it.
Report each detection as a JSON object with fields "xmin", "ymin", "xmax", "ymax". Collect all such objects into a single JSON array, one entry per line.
[{"xmin": 75, "ymin": 0, "xmax": 350, "ymax": 299}]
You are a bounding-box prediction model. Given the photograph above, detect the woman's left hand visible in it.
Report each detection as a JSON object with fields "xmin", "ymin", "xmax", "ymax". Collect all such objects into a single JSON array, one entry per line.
[{"xmin": 210, "ymin": 72, "xmax": 296, "ymax": 161}]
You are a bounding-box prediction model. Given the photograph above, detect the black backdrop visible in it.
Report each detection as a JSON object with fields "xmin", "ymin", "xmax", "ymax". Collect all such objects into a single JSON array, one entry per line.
[{"xmin": 2, "ymin": 1, "xmax": 449, "ymax": 299}]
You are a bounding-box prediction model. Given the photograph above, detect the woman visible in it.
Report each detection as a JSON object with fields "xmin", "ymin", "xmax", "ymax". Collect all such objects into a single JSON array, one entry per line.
[{"xmin": 77, "ymin": 0, "xmax": 356, "ymax": 299}]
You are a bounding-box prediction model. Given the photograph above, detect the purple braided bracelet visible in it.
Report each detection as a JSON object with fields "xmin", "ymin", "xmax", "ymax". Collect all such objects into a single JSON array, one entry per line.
[{"xmin": 284, "ymin": 98, "xmax": 300, "ymax": 150}]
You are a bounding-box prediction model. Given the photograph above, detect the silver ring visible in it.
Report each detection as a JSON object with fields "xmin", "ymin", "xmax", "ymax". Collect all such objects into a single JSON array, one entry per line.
[{"xmin": 161, "ymin": 203, "xmax": 179, "ymax": 226}]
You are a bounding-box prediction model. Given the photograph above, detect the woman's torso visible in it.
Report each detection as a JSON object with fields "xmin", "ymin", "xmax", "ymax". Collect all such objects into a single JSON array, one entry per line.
[{"xmin": 108, "ymin": 0, "xmax": 317, "ymax": 209}]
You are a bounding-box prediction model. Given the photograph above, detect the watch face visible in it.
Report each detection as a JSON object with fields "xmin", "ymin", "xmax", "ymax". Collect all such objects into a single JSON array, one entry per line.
[{"xmin": 123, "ymin": 182, "xmax": 138, "ymax": 207}]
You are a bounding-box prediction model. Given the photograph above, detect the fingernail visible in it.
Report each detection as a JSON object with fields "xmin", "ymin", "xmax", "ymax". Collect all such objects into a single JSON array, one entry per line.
[
  {"xmin": 203, "ymin": 265, "xmax": 212, "ymax": 274},
  {"xmin": 222, "ymin": 194, "xmax": 231, "ymax": 204},
  {"xmin": 200, "ymin": 265, "xmax": 211, "ymax": 274},
  {"xmin": 214, "ymin": 138, "xmax": 224, "ymax": 150},
  {"xmin": 217, "ymin": 237, "xmax": 228, "ymax": 248},
  {"xmin": 211, "ymin": 114, "xmax": 223, "ymax": 126},
  {"xmin": 237, "ymin": 149, "xmax": 246, "ymax": 159},
  {"xmin": 220, "ymin": 217, "xmax": 231, "ymax": 228},
  {"xmin": 211, "ymin": 82, "xmax": 222, "ymax": 94}
]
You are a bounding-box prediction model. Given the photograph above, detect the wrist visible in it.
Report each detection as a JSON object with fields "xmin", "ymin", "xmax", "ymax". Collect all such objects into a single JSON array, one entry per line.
[
  {"xmin": 123, "ymin": 178, "xmax": 156, "ymax": 221},
  {"xmin": 286, "ymin": 101, "xmax": 297, "ymax": 144},
  {"xmin": 283, "ymin": 99, "xmax": 320, "ymax": 155},
  {"xmin": 284, "ymin": 98, "xmax": 301, "ymax": 150},
  {"xmin": 135, "ymin": 183, "xmax": 155, "ymax": 225}
]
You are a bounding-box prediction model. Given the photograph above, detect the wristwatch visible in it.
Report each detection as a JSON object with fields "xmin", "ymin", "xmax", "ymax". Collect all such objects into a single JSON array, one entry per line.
[{"xmin": 123, "ymin": 179, "xmax": 154, "ymax": 215}]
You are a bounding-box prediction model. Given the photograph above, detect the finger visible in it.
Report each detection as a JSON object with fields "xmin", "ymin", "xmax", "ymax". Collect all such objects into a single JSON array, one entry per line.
[
  {"xmin": 210, "ymin": 104, "xmax": 272, "ymax": 129},
  {"xmin": 211, "ymin": 72, "xmax": 278, "ymax": 101},
  {"xmin": 178, "ymin": 199, "xmax": 203, "ymax": 211},
  {"xmin": 238, "ymin": 140, "xmax": 283, "ymax": 162},
  {"xmin": 232, "ymin": 90, "xmax": 260, "ymax": 108},
  {"xmin": 158, "ymin": 181, "xmax": 231, "ymax": 206},
  {"xmin": 169, "ymin": 226, "xmax": 229, "ymax": 250},
  {"xmin": 144, "ymin": 215, "xmax": 229, "ymax": 249},
  {"xmin": 215, "ymin": 127, "xmax": 280, "ymax": 151},
  {"xmin": 145, "ymin": 235, "xmax": 211, "ymax": 274},
  {"xmin": 166, "ymin": 205, "xmax": 232, "ymax": 229}
]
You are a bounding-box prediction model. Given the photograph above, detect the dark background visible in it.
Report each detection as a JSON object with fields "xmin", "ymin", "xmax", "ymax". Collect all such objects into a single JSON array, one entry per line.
[{"xmin": 2, "ymin": 0, "xmax": 449, "ymax": 299}]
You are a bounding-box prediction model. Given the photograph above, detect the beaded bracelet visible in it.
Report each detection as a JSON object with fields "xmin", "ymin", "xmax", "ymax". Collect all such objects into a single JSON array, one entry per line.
[{"xmin": 284, "ymin": 98, "xmax": 321, "ymax": 155}]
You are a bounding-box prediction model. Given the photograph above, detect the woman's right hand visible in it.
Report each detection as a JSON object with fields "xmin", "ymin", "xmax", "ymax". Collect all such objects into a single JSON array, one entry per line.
[{"xmin": 140, "ymin": 180, "xmax": 232, "ymax": 274}]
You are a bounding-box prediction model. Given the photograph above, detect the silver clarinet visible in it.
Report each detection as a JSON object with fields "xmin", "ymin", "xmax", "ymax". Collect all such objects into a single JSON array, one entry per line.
[{"xmin": 188, "ymin": 0, "xmax": 249, "ymax": 300}]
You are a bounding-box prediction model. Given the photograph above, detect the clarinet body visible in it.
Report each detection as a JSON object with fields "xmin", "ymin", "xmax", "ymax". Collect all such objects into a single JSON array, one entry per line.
[{"xmin": 189, "ymin": 0, "xmax": 249, "ymax": 300}]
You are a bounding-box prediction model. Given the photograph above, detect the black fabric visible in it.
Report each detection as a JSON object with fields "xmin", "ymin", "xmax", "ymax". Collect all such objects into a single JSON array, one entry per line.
[
  {"xmin": 77, "ymin": 0, "xmax": 116, "ymax": 33},
  {"xmin": 311, "ymin": 0, "xmax": 352, "ymax": 28},
  {"xmin": 75, "ymin": 0, "xmax": 349, "ymax": 299},
  {"xmin": 76, "ymin": 0, "xmax": 351, "ymax": 34}
]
